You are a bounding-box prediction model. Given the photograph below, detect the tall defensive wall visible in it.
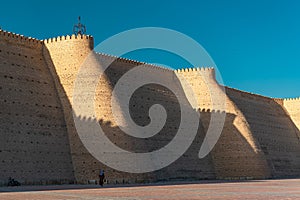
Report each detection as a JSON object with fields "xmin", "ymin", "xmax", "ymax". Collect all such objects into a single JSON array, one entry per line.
[
  {"xmin": 176, "ymin": 69, "xmax": 271, "ymax": 179},
  {"xmin": 0, "ymin": 30, "xmax": 75, "ymax": 185},
  {"xmin": 0, "ymin": 29, "xmax": 299, "ymax": 185},
  {"xmin": 43, "ymin": 36, "xmax": 216, "ymax": 183},
  {"xmin": 226, "ymin": 89, "xmax": 300, "ymax": 177}
]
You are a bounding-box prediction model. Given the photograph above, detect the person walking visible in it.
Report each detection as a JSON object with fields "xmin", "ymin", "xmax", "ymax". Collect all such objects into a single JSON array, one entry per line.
[{"xmin": 99, "ymin": 169, "xmax": 105, "ymax": 186}]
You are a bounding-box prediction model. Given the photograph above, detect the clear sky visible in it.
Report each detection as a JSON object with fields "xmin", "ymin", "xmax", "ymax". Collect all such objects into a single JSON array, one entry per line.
[{"xmin": 0, "ymin": 0, "xmax": 299, "ymax": 98}]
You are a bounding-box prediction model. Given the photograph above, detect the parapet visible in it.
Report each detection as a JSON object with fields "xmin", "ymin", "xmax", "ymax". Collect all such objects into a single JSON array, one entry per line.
[
  {"xmin": 0, "ymin": 29, "xmax": 43, "ymax": 48},
  {"xmin": 174, "ymin": 67, "xmax": 214, "ymax": 73},
  {"xmin": 197, "ymin": 108, "xmax": 226, "ymax": 114},
  {"xmin": 174, "ymin": 67, "xmax": 216, "ymax": 81},
  {"xmin": 43, "ymin": 34, "xmax": 94, "ymax": 50},
  {"xmin": 283, "ymin": 97, "xmax": 300, "ymax": 102},
  {"xmin": 43, "ymin": 34, "xmax": 93, "ymax": 43},
  {"xmin": 94, "ymin": 51, "xmax": 174, "ymax": 72},
  {"xmin": 225, "ymin": 86, "xmax": 284, "ymax": 102}
]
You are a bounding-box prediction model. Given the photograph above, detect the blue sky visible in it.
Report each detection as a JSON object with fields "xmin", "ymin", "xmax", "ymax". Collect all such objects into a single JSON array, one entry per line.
[{"xmin": 0, "ymin": 0, "xmax": 299, "ymax": 98}]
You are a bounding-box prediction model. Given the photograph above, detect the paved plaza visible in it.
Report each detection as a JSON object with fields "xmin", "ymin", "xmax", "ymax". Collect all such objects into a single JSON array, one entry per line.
[{"xmin": 0, "ymin": 179, "xmax": 299, "ymax": 200}]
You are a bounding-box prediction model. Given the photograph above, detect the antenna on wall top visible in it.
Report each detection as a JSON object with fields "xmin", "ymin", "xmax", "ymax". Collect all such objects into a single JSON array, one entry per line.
[{"xmin": 73, "ymin": 16, "xmax": 86, "ymax": 35}]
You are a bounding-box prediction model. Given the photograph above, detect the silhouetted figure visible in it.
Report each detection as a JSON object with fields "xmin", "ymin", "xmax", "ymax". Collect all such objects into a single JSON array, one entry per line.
[
  {"xmin": 99, "ymin": 169, "xmax": 105, "ymax": 186},
  {"xmin": 7, "ymin": 177, "xmax": 20, "ymax": 186}
]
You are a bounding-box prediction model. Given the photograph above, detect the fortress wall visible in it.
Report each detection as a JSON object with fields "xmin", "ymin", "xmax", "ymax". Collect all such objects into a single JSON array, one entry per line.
[
  {"xmin": 0, "ymin": 30, "xmax": 43, "ymax": 48},
  {"xmin": 176, "ymin": 69, "xmax": 270, "ymax": 179},
  {"xmin": 44, "ymin": 37, "xmax": 149, "ymax": 184},
  {"xmin": 283, "ymin": 98, "xmax": 300, "ymax": 134},
  {"xmin": 44, "ymin": 36, "xmax": 216, "ymax": 183},
  {"xmin": 0, "ymin": 30, "xmax": 74, "ymax": 185},
  {"xmin": 2, "ymin": 29, "xmax": 299, "ymax": 185},
  {"xmin": 92, "ymin": 54, "xmax": 216, "ymax": 182},
  {"xmin": 174, "ymin": 67, "xmax": 219, "ymax": 110},
  {"xmin": 43, "ymin": 35, "xmax": 100, "ymax": 183},
  {"xmin": 226, "ymin": 88, "xmax": 300, "ymax": 177}
]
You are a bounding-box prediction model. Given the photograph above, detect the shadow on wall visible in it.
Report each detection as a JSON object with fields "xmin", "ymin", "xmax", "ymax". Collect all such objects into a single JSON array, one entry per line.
[
  {"xmin": 72, "ymin": 107, "xmax": 272, "ymax": 184},
  {"xmin": 4, "ymin": 31, "xmax": 300, "ymax": 188},
  {"xmin": 42, "ymin": 46, "xmax": 299, "ymax": 186},
  {"xmin": 226, "ymin": 88, "xmax": 300, "ymax": 178},
  {"xmin": 0, "ymin": 36, "xmax": 75, "ymax": 187},
  {"xmin": 199, "ymin": 109, "xmax": 271, "ymax": 179}
]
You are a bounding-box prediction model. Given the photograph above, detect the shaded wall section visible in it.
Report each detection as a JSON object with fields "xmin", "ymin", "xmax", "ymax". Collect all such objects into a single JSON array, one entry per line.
[
  {"xmin": 0, "ymin": 30, "xmax": 75, "ymax": 185},
  {"xmin": 226, "ymin": 88, "xmax": 300, "ymax": 177},
  {"xmin": 92, "ymin": 54, "xmax": 216, "ymax": 182}
]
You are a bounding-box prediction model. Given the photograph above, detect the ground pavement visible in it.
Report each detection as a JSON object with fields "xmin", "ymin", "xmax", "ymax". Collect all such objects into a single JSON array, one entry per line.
[{"xmin": 0, "ymin": 179, "xmax": 300, "ymax": 200}]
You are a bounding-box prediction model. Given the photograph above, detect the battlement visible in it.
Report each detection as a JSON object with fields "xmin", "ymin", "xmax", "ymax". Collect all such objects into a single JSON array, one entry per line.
[
  {"xmin": 283, "ymin": 97, "xmax": 300, "ymax": 101},
  {"xmin": 0, "ymin": 29, "xmax": 42, "ymax": 43},
  {"xmin": 0, "ymin": 29, "xmax": 43, "ymax": 49},
  {"xmin": 225, "ymin": 86, "xmax": 282, "ymax": 101},
  {"xmin": 197, "ymin": 108, "xmax": 226, "ymax": 114},
  {"xmin": 174, "ymin": 67, "xmax": 214, "ymax": 73},
  {"xmin": 94, "ymin": 53, "xmax": 216, "ymax": 74},
  {"xmin": 43, "ymin": 34, "xmax": 93, "ymax": 44},
  {"xmin": 94, "ymin": 51, "xmax": 174, "ymax": 72},
  {"xmin": 174, "ymin": 67, "xmax": 216, "ymax": 82}
]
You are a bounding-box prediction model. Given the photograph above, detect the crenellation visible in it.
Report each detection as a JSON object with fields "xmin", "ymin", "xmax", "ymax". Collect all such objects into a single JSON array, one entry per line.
[
  {"xmin": 95, "ymin": 51, "xmax": 173, "ymax": 72},
  {"xmin": 0, "ymin": 29, "xmax": 43, "ymax": 47},
  {"xmin": 225, "ymin": 86, "xmax": 279, "ymax": 101},
  {"xmin": 43, "ymin": 34, "xmax": 93, "ymax": 44},
  {"xmin": 175, "ymin": 67, "xmax": 215, "ymax": 73},
  {"xmin": 284, "ymin": 97, "xmax": 300, "ymax": 101},
  {"xmin": 197, "ymin": 108, "xmax": 226, "ymax": 114}
]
